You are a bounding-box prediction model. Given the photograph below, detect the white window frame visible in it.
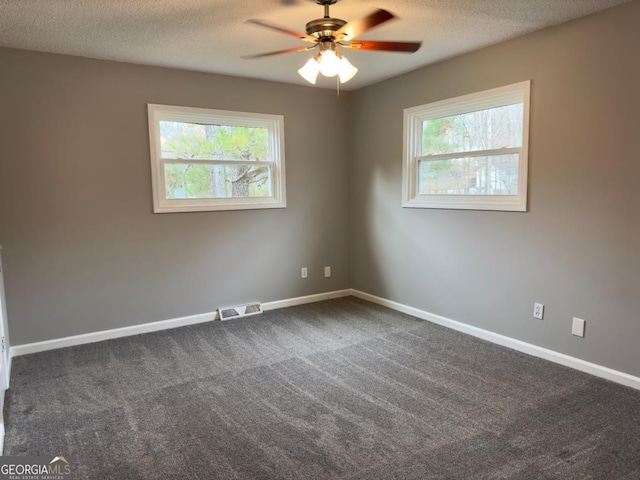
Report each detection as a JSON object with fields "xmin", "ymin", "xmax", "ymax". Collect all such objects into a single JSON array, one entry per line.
[
  {"xmin": 402, "ymin": 81, "xmax": 530, "ymax": 211},
  {"xmin": 148, "ymin": 104, "xmax": 286, "ymax": 213}
]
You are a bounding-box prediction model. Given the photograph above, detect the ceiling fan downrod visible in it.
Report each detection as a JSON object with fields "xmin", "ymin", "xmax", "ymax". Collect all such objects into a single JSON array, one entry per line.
[{"xmin": 317, "ymin": 0, "xmax": 338, "ymax": 18}]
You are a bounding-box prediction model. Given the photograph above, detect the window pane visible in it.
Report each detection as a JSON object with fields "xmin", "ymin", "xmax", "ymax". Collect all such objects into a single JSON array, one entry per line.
[
  {"xmin": 419, "ymin": 154, "xmax": 519, "ymax": 195},
  {"xmin": 159, "ymin": 121, "xmax": 268, "ymax": 161},
  {"xmin": 164, "ymin": 163, "xmax": 271, "ymax": 199},
  {"xmin": 421, "ymin": 103, "xmax": 523, "ymax": 155}
]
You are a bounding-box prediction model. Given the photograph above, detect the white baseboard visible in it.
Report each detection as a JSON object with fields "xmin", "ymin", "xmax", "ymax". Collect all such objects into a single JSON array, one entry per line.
[
  {"xmin": 262, "ymin": 289, "xmax": 351, "ymax": 311},
  {"xmin": 9, "ymin": 289, "xmax": 352, "ymax": 358},
  {"xmin": 10, "ymin": 311, "xmax": 217, "ymax": 358},
  {"xmin": 351, "ymin": 289, "xmax": 640, "ymax": 391}
]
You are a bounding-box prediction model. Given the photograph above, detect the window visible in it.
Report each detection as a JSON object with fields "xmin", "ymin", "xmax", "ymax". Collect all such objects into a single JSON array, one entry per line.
[
  {"xmin": 148, "ymin": 104, "xmax": 286, "ymax": 213},
  {"xmin": 403, "ymin": 81, "xmax": 530, "ymax": 211}
]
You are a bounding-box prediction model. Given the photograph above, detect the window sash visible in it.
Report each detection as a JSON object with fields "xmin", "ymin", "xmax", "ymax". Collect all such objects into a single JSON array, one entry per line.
[
  {"xmin": 416, "ymin": 147, "xmax": 521, "ymax": 163},
  {"xmin": 159, "ymin": 159, "xmax": 276, "ymax": 201},
  {"xmin": 160, "ymin": 158, "xmax": 275, "ymax": 167},
  {"xmin": 418, "ymin": 151, "xmax": 520, "ymax": 196}
]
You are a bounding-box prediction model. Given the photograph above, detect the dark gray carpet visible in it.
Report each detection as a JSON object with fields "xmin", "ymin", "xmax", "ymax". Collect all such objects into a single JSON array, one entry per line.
[{"xmin": 4, "ymin": 297, "xmax": 640, "ymax": 479}]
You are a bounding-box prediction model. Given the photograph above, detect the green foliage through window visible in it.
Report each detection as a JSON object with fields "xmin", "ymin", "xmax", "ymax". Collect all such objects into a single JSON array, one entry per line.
[{"xmin": 160, "ymin": 122, "xmax": 270, "ymax": 199}]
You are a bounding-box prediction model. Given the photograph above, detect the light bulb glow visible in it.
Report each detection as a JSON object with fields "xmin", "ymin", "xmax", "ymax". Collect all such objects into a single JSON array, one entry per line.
[
  {"xmin": 338, "ymin": 56, "xmax": 358, "ymax": 83},
  {"xmin": 318, "ymin": 50, "xmax": 341, "ymax": 77},
  {"xmin": 298, "ymin": 57, "xmax": 321, "ymax": 84}
]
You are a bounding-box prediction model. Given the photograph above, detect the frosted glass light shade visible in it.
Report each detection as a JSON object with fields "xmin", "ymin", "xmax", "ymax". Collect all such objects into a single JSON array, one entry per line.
[
  {"xmin": 338, "ymin": 56, "xmax": 358, "ymax": 83},
  {"xmin": 318, "ymin": 50, "xmax": 341, "ymax": 77},
  {"xmin": 298, "ymin": 58, "xmax": 321, "ymax": 84}
]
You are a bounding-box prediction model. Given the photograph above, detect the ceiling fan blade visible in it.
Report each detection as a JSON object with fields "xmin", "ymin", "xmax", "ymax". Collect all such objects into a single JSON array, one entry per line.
[
  {"xmin": 342, "ymin": 40, "xmax": 422, "ymax": 53},
  {"xmin": 245, "ymin": 19, "xmax": 317, "ymax": 43},
  {"xmin": 242, "ymin": 46, "xmax": 315, "ymax": 59},
  {"xmin": 335, "ymin": 9, "xmax": 395, "ymax": 41}
]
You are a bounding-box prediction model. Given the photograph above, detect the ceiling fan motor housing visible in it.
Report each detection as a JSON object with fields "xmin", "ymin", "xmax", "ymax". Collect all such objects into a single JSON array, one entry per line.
[{"xmin": 305, "ymin": 17, "xmax": 347, "ymax": 40}]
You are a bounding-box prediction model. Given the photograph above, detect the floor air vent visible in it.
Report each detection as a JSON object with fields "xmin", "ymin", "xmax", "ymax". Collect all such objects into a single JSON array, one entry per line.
[{"xmin": 217, "ymin": 303, "xmax": 263, "ymax": 321}]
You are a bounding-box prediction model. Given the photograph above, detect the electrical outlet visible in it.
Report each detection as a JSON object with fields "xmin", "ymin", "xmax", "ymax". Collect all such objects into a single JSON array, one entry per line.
[
  {"xmin": 533, "ymin": 302, "xmax": 544, "ymax": 320},
  {"xmin": 572, "ymin": 317, "xmax": 586, "ymax": 337},
  {"xmin": 301, "ymin": 267, "xmax": 308, "ymax": 279},
  {"xmin": 324, "ymin": 266, "xmax": 331, "ymax": 278}
]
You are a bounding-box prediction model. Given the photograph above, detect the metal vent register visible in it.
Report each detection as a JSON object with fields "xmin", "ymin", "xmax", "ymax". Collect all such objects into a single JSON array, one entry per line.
[{"xmin": 217, "ymin": 303, "xmax": 263, "ymax": 321}]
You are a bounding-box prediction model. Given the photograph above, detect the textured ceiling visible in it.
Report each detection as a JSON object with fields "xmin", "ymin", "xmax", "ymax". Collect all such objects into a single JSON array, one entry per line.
[{"xmin": 0, "ymin": 0, "xmax": 631, "ymax": 90}]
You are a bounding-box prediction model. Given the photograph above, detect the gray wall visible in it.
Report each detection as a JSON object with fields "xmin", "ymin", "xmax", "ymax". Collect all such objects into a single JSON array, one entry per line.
[
  {"xmin": 349, "ymin": 1, "xmax": 640, "ymax": 377},
  {"xmin": 1, "ymin": 2, "xmax": 638, "ymax": 379},
  {"xmin": 0, "ymin": 48, "xmax": 351, "ymax": 345}
]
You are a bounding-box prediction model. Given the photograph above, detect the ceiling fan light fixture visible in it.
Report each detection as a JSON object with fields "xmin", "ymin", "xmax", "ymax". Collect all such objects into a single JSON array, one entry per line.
[
  {"xmin": 298, "ymin": 56, "xmax": 321, "ymax": 84},
  {"xmin": 298, "ymin": 50, "xmax": 358, "ymax": 85},
  {"xmin": 246, "ymin": 2, "xmax": 421, "ymax": 87}
]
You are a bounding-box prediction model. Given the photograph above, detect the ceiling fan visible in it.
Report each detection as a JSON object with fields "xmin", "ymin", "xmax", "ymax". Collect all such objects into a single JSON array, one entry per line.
[{"xmin": 244, "ymin": 0, "xmax": 422, "ymax": 85}]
